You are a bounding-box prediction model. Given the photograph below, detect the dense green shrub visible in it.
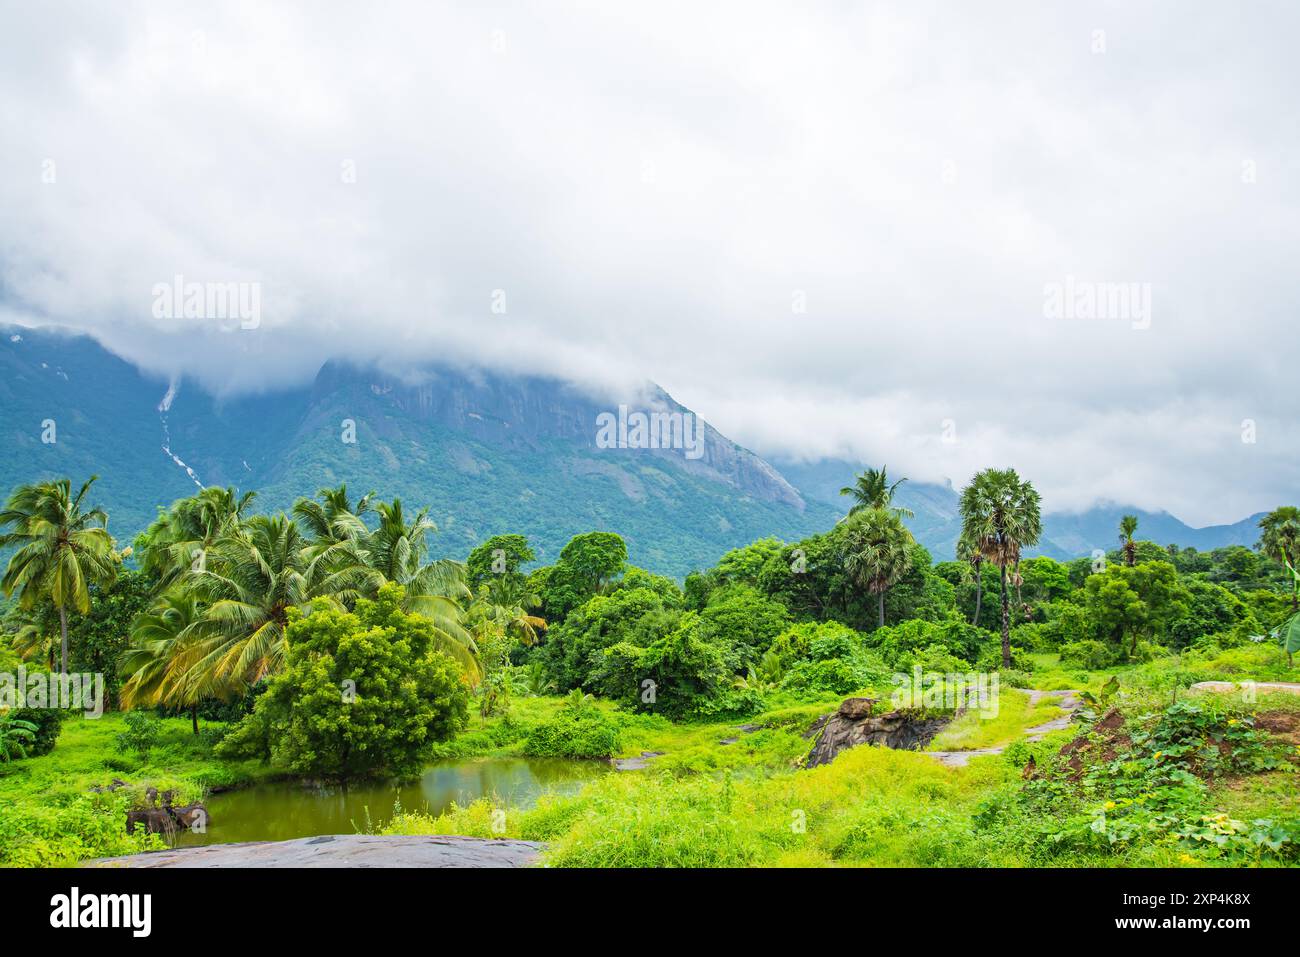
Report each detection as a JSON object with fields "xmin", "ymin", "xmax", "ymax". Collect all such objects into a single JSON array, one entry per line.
[
  {"xmin": 522, "ymin": 708, "xmax": 621, "ymax": 758},
  {"xmin": 976, "ymin": 643, "xmax": 1034, "ymax": 672},
  {"xmin": 218, "ymin": 584, "xmax": 470, "ymax": 780},
  {"xmin": 897, "ymin": 643, "xmax": 973, "ymax": 674},
  {"xmin": 10, "ymin": 707, "xmax": 63, "ymax": 757},
  {"xmin": 589, "ymin": 613, "xmax": 746, "ymax": 719},
  {"xmin": 779, "ymin": 658, "xmax": 874, "ymax": 695},
  {"xmin": 114, "ymin": 710, "xmax": 161, "ymax": 759},
  {"xmin": 1058, "ymin": 639, "xmax": 1115, "ymax": 670}
]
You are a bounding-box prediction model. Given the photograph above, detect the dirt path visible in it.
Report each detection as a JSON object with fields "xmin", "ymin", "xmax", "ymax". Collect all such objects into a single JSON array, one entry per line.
[
  {"xmin": 928, "ymin": 689, "xmax": 1081, "ymax": 768},
  {"xmin": 1191, "ymin": 680, "xmax": 1300, "ymax": 697}
]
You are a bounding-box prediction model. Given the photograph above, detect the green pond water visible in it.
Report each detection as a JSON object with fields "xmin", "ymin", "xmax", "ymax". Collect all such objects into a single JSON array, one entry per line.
[{"xmin": 174, "ymin": 756, "xmax": 611, "ymax": 846}]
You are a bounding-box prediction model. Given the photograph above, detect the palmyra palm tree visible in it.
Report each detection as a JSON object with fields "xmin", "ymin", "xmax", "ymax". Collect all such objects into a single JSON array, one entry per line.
[
  {"xmin": 959, "ymin": 468, "xmax": 1042, "ymax": 668},
  {"xmin": 0, "ymin": 476, "xmax": 118, "ymax": 674},
  {"xmin": 840, "ymin": 507, "xmax": 915, "ymax": 628},
  {"xmin": 839, "ymin": 466, "xmax": 914, "ymax": 519},
  {"xmin": 1119, "ymin": 514, "xmax": 1139, "ymax": 567},
  {"xmin": 1257, "ymin": 506, "xmax": 1300, "ymax": 612}
]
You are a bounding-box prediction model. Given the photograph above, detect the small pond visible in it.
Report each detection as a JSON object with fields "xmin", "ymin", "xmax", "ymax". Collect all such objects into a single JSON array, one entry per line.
[{"xmin": 174, "ymin": 756, "xmax": 610, "ymax": 846}]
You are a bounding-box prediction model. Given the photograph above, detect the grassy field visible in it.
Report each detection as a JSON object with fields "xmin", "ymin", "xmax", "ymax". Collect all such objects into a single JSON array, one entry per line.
[{"xmin": 3, "ymin": 645, "xmax": 1298, "ymax": 867}]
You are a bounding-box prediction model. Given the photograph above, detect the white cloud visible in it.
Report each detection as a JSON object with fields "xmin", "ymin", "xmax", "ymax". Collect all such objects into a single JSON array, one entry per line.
[{"xmin": 0, "ymin": 0, "xmax": 1296, "ymax": 525}]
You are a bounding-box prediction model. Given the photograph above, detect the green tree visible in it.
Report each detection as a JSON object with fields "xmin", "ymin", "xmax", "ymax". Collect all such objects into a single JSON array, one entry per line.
[
  {"xmin": 840, "ymin": 508, "xmax": 915, "ymax": 628},
  {"xmin": 557, "ymin": 532, "xmax": 627, "ymax": 593},
  {"xmin": 184, "ymin": 514, "xmax": 323, "ymax": 687},
  {"xmin": 697, "ymin": 584, "xmax": 790, "ymax": 660},
  {"xmin": 358, "ymin": 500, "xmax": 473, "ymax": 659},
  {"xmin": 466, "ymin": 534, "xmax": 535, "ymax": 590},
  {"xmin": 292, "ymin": 484, "xmax": 373, "ymax": 548},
  {"xmin": 1084, "ymin": 568, "xmax": 1148, "ymax": 657},
  {"xmin": 218, "ymin": 584, "xmax": 470, "ymax": 780},
  {"xmin": 959, "ymin": 468, "xmax": 1042, "ymax": 668},
  {"xmin": 1257, "ymin": 506, "xmax": 1300, "ymax": 612},
  {"xmin": 0, "ymin": 477, "xmax": 118, "ymax": 675},
  {"xmin": 839, "ymin": 466, "xmax": 914, "ymax": 519},
  {"xmin": 955, "ymin": 531, "xmax": 985, "ymax": 626}
]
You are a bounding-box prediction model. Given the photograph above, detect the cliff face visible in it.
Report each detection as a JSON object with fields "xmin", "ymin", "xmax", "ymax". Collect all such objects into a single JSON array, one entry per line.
[{"xmin": 308, "ymin": 361, "xmax": 806, "ymax": 509}]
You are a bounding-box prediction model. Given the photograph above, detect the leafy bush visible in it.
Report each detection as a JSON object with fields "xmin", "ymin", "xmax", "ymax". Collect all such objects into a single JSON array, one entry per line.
[
  {"xmin": 779, "ymin": 658, "xmax": 874, "ymax": 695},
  {"xmin": 522, "ymin": 708, "xmax": 621, "ymax": 758},
  {"xmin": 998, "ymin": 669, "xmax": 1032, "ymax": 688},
  {"xmin": 13, "ymin": 708, "xmax": 64, "ymax": 757},
  {"xmin": 976, "ymin": 643, "xmax": 1034, "ymax": 672},
  {"xmin": 218, "ymin": 584, "xmax": 470, "ymax": 780},
  {"xmin": 114, "ymin": 710, "xmax": 161, "ymax": 759},
  {"xmin": 589, "ymin": 613, "xmax": 743, "ymax": 720},
  {"xmin": 1058, "ymin": 639, "xmax": 1115, "ymax": 670},
  {"xmin": 0, "ymin": 711, "xmax": 38, "ymax": 761},
  {"xmin": 899, "ymin": 643, "xmax": 973, "ymax": 674}
]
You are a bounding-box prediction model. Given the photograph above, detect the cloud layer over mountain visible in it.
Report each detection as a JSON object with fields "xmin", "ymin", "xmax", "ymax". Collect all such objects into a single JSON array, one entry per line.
[{"xmin": 1, "ymin": 1, "xmax": 1297, "ymax": 525}]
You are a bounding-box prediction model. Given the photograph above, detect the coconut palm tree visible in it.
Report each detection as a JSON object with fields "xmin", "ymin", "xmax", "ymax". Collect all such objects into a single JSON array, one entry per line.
[
  {"xmin": 959, "ymin": 468, "xmax": 1042, "ymax": 668},
  {"xmin": 840, "ymin": 507, "xmax": 914, "ymax": 628},
  {"xmin": 1257, "ymin": 506, "xmax": 1300, "ymax": 612},
  {"xmin": 1119, "ymin": 514, "xmax": 1139, "ymax": 567},
  {"xmin": 360, "ymin": 499, "xmax": 474, "ymax": 651},
  {"xmin": 839, "ymin": 466, "xmax": 914, "ymax": 519},
  {"xmin": 139, "ymin": 486, "xmax": 256, "ymax": 591},
  {"xmin": 0, "ymin": 476, "xmax": 118, "ymax": 674},
  {"xmin": 118, "ymin": 590, "xmax": 218, "ymax": 733},
  {"xmin": 476, "ymin": 575, "xmax": 547, "ymax": 647},
  {"xmin": 182, "ymin": 514, "xmax": 320, "ymax": 686},
  {"xmin": 293, "ymin": 484, "xmax": 373, "ymax": 545}
]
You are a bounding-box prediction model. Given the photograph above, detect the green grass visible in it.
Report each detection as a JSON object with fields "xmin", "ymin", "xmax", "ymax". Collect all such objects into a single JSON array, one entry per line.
[
  {"xmin": 927, "ymin": 687, "xmax": 1065, "ymax": 752},
  {"xmin": 7, "ymin": 643, "xmax": 1299, "ymax": 868},
  {"xmin": 0, "ymin": 713, "xmax": 271, "ymax": 867}
]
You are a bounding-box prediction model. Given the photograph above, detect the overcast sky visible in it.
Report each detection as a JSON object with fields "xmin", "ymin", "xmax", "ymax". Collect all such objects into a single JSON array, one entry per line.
[{"xmin": 1, "ymin": 1, "xmax": 1297, "ymax": 526}]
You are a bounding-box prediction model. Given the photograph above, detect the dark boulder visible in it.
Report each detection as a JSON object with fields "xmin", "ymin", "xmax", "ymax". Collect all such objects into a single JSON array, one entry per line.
[{"xmin": 805, "ymin": 698, "xmax": 952, "ymax": 768}]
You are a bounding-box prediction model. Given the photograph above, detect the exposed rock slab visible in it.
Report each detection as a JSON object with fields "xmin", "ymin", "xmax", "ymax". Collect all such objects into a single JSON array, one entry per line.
[
  {"xmin": 89, "ymin": 834, "xmax": 543, "ymax": 868},
  {"xmin": 805, "ymin": 697, "xmax": 950, "ymax": 768},
  {"xmin": 612, "ymin": 751, "xmax": 663, "ymax": 771}
]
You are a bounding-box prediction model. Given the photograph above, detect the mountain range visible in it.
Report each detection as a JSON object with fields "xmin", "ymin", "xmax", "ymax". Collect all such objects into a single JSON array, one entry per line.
[{"xmin": 0, "ymin": 325, "xmax": 1265, "ymax": 577}]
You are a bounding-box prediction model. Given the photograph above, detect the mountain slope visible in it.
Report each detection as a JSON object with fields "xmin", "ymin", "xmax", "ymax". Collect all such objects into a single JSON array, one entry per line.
[
  {"xmin": 0, "ymin": 326, "xmax": 1267, "ymax": 575},
  {"xmin": 0, "ymin": 327, "xmax": 837, "ymax": 575}
]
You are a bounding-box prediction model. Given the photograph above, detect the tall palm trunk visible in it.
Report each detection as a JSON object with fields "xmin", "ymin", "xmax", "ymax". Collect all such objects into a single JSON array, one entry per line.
[
  {"xmin": 999, "ymin": 564, "xmax": 1011, "ymax": 669},
  {"xmin": 1014, "ymin": 559, "xmax": 1023, "ymax": 622},
  {"xmin": 191, "ymin": 704, "xmax": 199, "ymax": 735},
  {"xmin": 877, "ymin": 591, "xmax": 885, "ymax": 629},
  {"xmin": 58, "ymin": 606, "xmax": 69, "ymax": 676},
  {"xmin": 972, "ymin": 557, "xmax": 983, "ymax": 627}
]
